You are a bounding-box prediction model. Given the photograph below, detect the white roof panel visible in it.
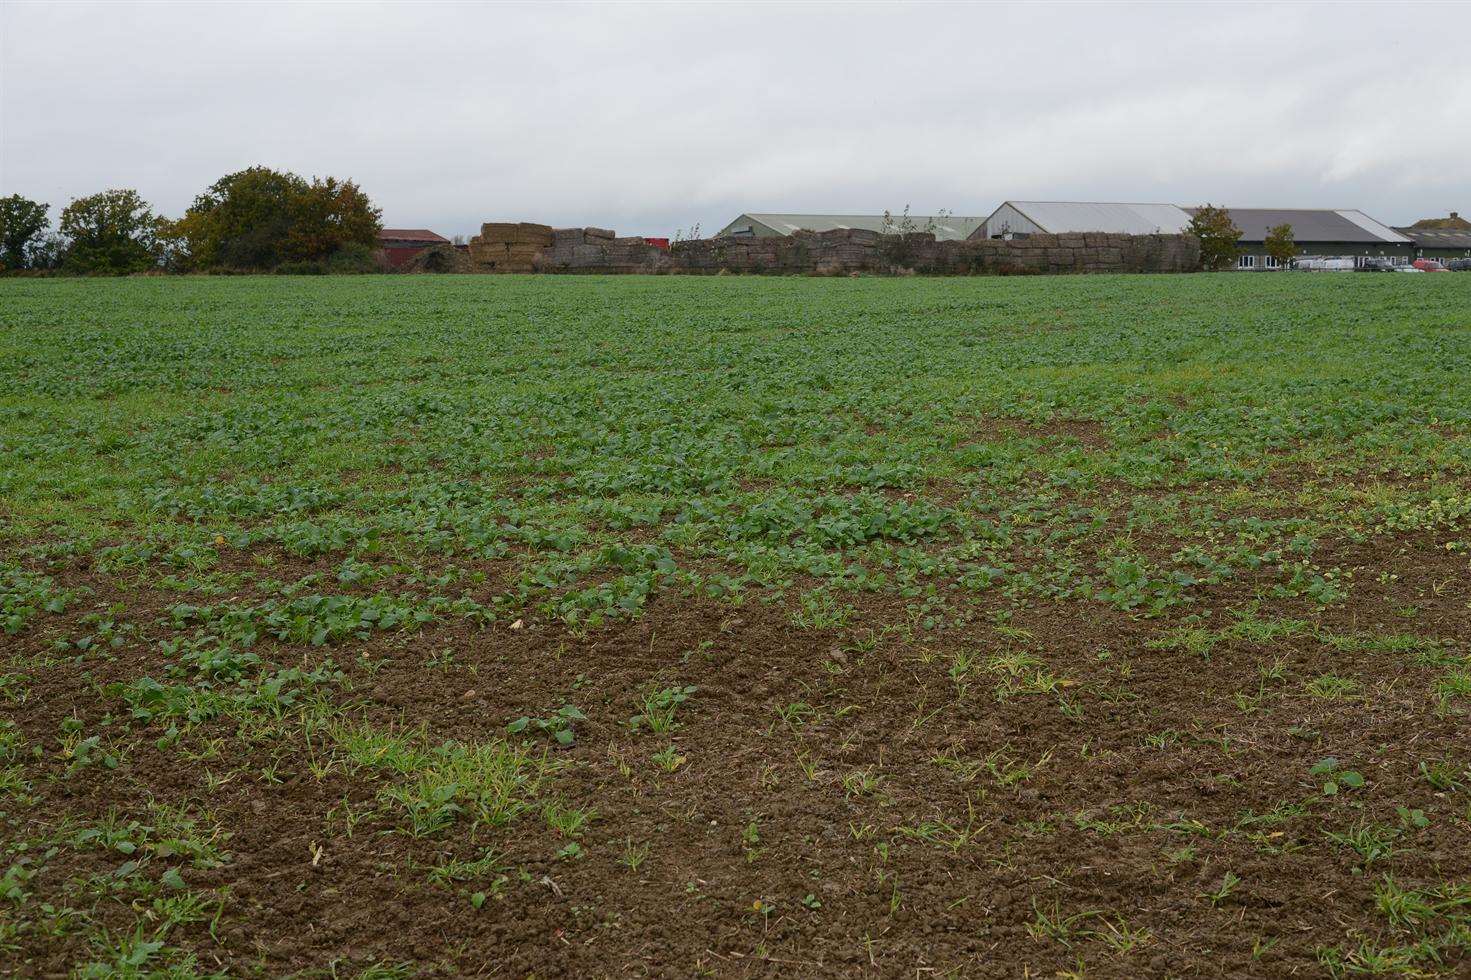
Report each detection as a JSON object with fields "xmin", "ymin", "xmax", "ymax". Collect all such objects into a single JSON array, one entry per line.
[
  {"xmin": 1336, "ymin": 210, "xmax": 1413, "ymax": 244},
  {"xmin": 1002, "ymin": 201, "xmax": 1194, "ymax": 235},
  {"xmin": 737, "ymin": 213, "xmax": 987, "ymax": 241}
]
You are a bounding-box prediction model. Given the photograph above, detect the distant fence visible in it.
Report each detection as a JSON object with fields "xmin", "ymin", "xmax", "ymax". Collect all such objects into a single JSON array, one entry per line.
[{"xmin": 460, "ymin": 223, "xmax": 1201, "ymax": 276}]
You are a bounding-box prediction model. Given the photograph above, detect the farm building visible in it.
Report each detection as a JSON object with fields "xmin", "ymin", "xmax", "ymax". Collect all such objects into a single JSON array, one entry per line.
[
  {"xmin": 715, "ymin": 213, "xmax": 986, "ymax": 242},
  {"xmin": 1189, "ymin": 208, "xmax": 1414, "ymax": 269},
  {"xmin": 1396, "ymin": 228, "xmax": 1471, "ymax": 261},
  {"xmin": 978, "ymin": 201, "xmax": 1414, "ymax": 268},
  {"xmin": 978, "ymin": 202, "xmax": 1193, "ymax": 239},
  {"xmin": 1394, "ymin": 214, "xmax": 1471, "ymax": 261},
  {"xmin": 377, "ymin": 229, "xmax": 451, "ymax": 269}
]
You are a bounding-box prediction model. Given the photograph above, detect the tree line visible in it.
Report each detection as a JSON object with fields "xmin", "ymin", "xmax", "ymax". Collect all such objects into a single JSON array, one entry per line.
[{"xmin": 0, "ymin": 166, "xmax": 382, "ymax": 275}]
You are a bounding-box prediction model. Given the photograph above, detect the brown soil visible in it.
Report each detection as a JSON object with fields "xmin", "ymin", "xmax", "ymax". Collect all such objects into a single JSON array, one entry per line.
[{"xmin": 6, "ymin": 529, "xmax": 1471, "ymax": 977}]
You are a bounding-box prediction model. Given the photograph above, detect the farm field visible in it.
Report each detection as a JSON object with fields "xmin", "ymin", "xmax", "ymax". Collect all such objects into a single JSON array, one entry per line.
[{"xmin": 3, "ymin": 272, "xmax": 1471, "ymax": 978}]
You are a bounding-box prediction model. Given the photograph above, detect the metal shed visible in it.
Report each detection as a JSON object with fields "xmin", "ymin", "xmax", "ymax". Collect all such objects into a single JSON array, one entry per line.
[
  {"xmin": 714, "ymin": 213, "xmax": 986, "ymax": 242},
  {"xmin": 978, "ymin": 202, "xmax": 1193, "ymax": 239},
  {"xmin": 1393, "ymin": 227, "xmax": 1471, "ymax": 261},
  {"xmin": 1188, "ymin": 208, "xmax": 1414, "ymax": 268}
]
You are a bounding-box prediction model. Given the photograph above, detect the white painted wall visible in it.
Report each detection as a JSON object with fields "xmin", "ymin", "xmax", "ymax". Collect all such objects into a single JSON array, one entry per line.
[{"xmin": 981, "ymin": 203, "xmax": 1044, "ymax": 239}]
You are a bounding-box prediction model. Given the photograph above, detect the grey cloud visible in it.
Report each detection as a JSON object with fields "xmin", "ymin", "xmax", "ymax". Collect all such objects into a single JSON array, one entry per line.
[{"xmin": 2, "ymin": 1, "xmax": 1467, "ymax": 239}]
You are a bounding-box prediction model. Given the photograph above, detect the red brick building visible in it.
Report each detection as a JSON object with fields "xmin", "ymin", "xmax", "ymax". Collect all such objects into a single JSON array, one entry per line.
[{"xmin": 377, "ymin": 229, "xmax": 451, "ymax": 269}]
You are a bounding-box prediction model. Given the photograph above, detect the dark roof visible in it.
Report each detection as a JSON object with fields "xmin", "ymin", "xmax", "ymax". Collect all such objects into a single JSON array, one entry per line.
[
  {"xmin": 1394, "ymin": 227, "xmax": 1471, "ymax": 249},
  {"xmin": 1183, "ymin": 208, "xmax": 1410, "ymax": 245},
  {"xmin": 378, "ymin": 229, "xmax": 450, "ymax": 244}
]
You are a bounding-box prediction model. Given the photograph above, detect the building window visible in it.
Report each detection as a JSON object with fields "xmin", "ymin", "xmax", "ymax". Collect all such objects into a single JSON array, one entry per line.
[
  {"xmin": 1237, "ymin": 254, "xmax": 1256, "ymax": 270},
  {"xmin": 1264, "ymin": 254, "xmax": 1282, "ymax": 270}
]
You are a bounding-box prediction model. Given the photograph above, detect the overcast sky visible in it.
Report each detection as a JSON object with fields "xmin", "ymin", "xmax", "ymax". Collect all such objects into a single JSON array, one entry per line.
[{"xmin": 2, "ymin": 1, "xmax": 1468, "ymax": 238}]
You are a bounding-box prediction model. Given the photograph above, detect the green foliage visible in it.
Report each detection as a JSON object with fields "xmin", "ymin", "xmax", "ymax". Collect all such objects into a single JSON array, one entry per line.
[
  {"xmin": 175, "ymin": 165, "xmax": 381, "ymax": 271},
  {"xmin": 1187, "ymin": 203, "xmax": 1242, "ymax": 271},
  {"xmin": 507, "ymin": 705, "xmax": 586, "ymax": 746},
  {"xmin": 629, "ymin": 685, "xmax": 697, "ymax": 734},
  {"xmin": 1264, "ymin": 223, "xmax": 1298, "ymax": 266},
  {"xmin": 1, "ymin": 564, "xmax": 74, "ymax": 634},
  {"xmin": 0, "ymin": 194, "xmax": 50, "ymax": 270},
  {"xmin": 2, "ymin": 273, "xmax": 1471, "ymax": 974},
  {"xmin": 58, "ymin": 188, "xmax": 161, "ymax": 275},
  {"xmin": 286, "ymin": 177, "xmax": 381, "ymax": 263},
  {"xmin": 176, "ymin": 166, "xmax": 301, "ymax": 270},
  {"xmin": 1311, "ymin": 757, "xmax": 1365, "ymax": 796}
]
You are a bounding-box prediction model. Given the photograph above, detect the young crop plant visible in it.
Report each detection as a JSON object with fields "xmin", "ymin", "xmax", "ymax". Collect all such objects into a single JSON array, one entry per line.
[
  {"xmin": 1, "ymin": 564, "xmax": 76, "ymax": 635},
  {"xmin": 620, "ymin": 838, "xmax": 650, "ymax": 872},
  {"xmin": 542, "ymin": 799, "xmax": 595, "ymax": 837},
  {"xmin": 628, "ymin": 685, "xmax": 697, "ymax": 735},
  {"xmin": 1026, "ymin": 899, "xmax": 1102, "ymax": 949},
  {"xmin": 506, "ymin": 705, "xmax": 587, "ymax": 747},
  {"xmin": 1203, "ymin": 871, "xmax": 1242, "ymax": 908},
  {"xmin": 9, "ymin": 261, "xmax": 1471, "ymax": 977},
  {"xmin": 650, "ymin": 745, "xmax": 686, "ymax": 773},
  {"xmin": 1324, "ymin": 820, "xmax": 1400, "ymax": 866},
  {"xmin": 1303, "ymin": 674, "xmax": 1361, "ymax": 701},
  {"xmin": 1311, "ymin": 758, "xmax": 1366, "ymax": 797}
]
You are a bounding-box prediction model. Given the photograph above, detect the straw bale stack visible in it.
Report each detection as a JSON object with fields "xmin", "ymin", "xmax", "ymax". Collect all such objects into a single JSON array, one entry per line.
[{"xmin": 468, "ymin": 222, "xmax": 553, "ymax": 272}]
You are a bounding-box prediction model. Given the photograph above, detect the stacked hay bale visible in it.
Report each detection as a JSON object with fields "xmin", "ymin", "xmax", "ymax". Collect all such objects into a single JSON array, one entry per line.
[
  {"xmin": 814, "ymin": 228, "xmax": 885, "ymax": 274},
  {"xmin": 537, "ymin": 227, "xmax": 611, "ymax": 269},
  {"xmin": 536, "ymin": 227, "xmax": 670, "ymax": 273},
  {"xmin": 671, "ymin": 234, "xmax": 795, "ymax": 273},
  {"xmin": 606, "ymin": 235, "xmax": 669, "ymax": 273},
  {"xmin": 468, "ymin": 222, "xmax": 553, "ymax": 272}
]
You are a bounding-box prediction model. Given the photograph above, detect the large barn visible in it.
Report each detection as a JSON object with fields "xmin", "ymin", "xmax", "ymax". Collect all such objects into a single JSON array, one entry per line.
[
  {"xmin": 715, "ymin": 212, "xmax": 986, "ymax": 242},
  {"xmin": 979, "ymin": 201, "xmax": 1193, "ymax": 239},
  {"xmin": 1192, "ymin": 208, "xmax": 1413, "ymax": 268},
  {"xmin": 1395, "ymin": 228, "xmax": 1471, "ymax": 262},
  {"xmin": 1394, "ymin": 214, "xmax": 1471, "ymax": 261},
  {"xmin": 978, "ymin": 201, "xmax": 1414, "ymax": 267}
]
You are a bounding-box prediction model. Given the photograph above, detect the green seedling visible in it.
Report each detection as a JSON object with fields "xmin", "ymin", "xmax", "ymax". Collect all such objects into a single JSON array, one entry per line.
[
  {"xmin": 629, "ymin": 685, "xmax": 697, "ymax": 734},
  {"xmin": 1311, "ymin": 757, "xmax": 1365, "ymax": 796},
  {"xmin": 506, "ymin": 705, "xmax": 586, "ymax": 746}
]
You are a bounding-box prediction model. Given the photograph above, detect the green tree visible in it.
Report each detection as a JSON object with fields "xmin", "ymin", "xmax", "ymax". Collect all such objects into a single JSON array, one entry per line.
[
  {"xmin": 152, "ymin": 217, "xmax": 194, "ymax": 273},
  {"xmin": 0, "ymin": 195, "xmax": 51, "ymax": 270},
  {"xmin": 1264, "ymin": 223, "xmax": 1298, "ymax": 269},
  {"xmin": 284, "ymin": 176, "xmax": 381, "ymax": 263},
  {"xmin": 176, "ymin": 166, "xmax": 381, "ymax": 271},
  {"xmin": 1187, "ymin": 204, "xmax": 1242, "ymax": 271},
  {"xmin": 176, "ymin": 166, "xmax": 306, "ymax": 270},
  {"xmin": 59, "ymin": 189, "xmax": 160, "ymax": 275}
]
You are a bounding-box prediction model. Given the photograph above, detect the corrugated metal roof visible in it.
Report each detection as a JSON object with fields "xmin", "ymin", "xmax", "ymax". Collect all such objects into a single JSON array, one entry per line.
[
  {"xmin": 724, "ymin": 213, "xmax": 986, "ymax": 241},
  {"xmin": 378, "ymin": 229, "xmax": 450, "ymax": 244},
  {"xmin": 1184, "ymin": 208, "xmax": 1411, "ymax": 245},
  {"xmin": 995, "ymin": 202, "xmax": 1194, "ymax": 235},
  {"xmin": 1394, "ymin": 227, "xmax": 1471, "ymax": 248},
  {"xmin": 1335, "ymin": 210, "xmax": 1413, "ymax": 244}
]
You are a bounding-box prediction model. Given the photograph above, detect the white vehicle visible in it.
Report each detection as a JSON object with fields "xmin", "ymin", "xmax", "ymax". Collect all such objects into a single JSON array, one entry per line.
[{"xmin": 1293, "ymin": 257, "xmax": 1356, "ymax": 272}]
